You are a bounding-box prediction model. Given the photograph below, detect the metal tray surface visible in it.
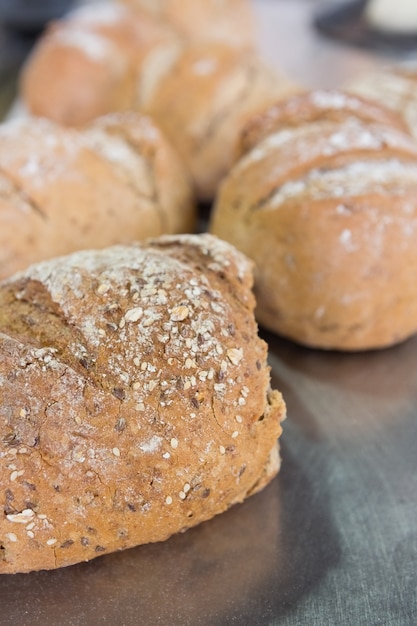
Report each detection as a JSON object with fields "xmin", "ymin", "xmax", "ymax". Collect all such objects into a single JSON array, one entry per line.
[
  {"xmin": 315, "ymin": 0, "xmax": 417, "ymax": 53},
  {"xmin": 1, "ymin": 2, "xmax": 417, "ymax": 624}
]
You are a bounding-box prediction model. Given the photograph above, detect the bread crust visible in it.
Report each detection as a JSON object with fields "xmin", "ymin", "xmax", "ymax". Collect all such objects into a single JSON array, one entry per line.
[
  {"xmin": 19, "ymin": 3, "xmax": 298, "ymax": 200},
  {"xmin": 143, "ymin": 42, "xmax": 298, "ymax": 200},
  {"xmin": 240, "ymin": 89, "xmax": 409, "ymax": 156},
  {"xmin": 19, "ymin": 1, "xmax": 257, "ymax": 129},
  {"xmin": 20, "ymin": 4, "xmax": 178, "ymax": 126},
  {"xmin": 210, "ymin": 91, "xmax": 417, "ymax": 350},
  {"xmin": 0, "ymin": 234, "xmax": 285, "ymax": 573},
  {"xmin": 0, "ymin": 112, "xmax": 195, "ymax": 280}
]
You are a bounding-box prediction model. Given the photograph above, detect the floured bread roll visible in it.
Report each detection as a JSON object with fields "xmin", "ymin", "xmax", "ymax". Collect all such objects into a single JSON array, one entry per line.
[
  {"xmin": 240, "ymin": 89, "xmax": 408, "ymax": 154},
  {"xmin": 210, "ymin": 90, "xmax": 417, "ymax": 350},
  {"xmin": 20, "ymin": 3, "xmax": 179, "ymax": 126},
  {"xmin": 0, "ymin": 112, "xmax": 195, "ymax": 280},
  {"xmin": 348, "ymin": 62, "xmax": 417, "ymax": 139},
  {"xmin": 141, "ymin": 42, "xmax": 299, "ymax": 200},
  {"xmin": 0, "ymin": 233, "xmax": 285, "ymax": 573},
  {"xmin": 119, "ymin": 0, "xmax": 256, "ymax": 48}
]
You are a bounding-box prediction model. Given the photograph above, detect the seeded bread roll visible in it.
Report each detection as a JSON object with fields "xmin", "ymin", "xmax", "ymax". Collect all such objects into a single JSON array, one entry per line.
[
  {"xmin": 210, "ymin": 90, "xmax": 417, "ymax": 350},
  {"xmin": 119, "ymin": 0, "xmax": 256, "ymax": 48},
  {"xmin": 0, "ymin": 233, "xmax": 285, "ymax": 574},
  {"xmin": 347, "ymin": 62, "xmax": 417, "ymax": 140},
  {"xmin": 0, "ymin": 112, "xmax": 195, "ymax": 281},
  {"xmin": 141, "ymin": 42, "xmax": 299, "ymax": 200},
  {"xmin": 19, "ymin": 3, "xmax": 179, "ymax": 126}
]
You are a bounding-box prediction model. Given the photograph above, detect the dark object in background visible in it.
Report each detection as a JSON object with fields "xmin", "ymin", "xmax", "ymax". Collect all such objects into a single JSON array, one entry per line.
[
  {"xmin": 0, "ymin": 0, "xmax": 75, "ymax": 119},
  {"xmin": 315, "ymin": 0, "xmax": 417, "ymax": 52},
  {"xmin": 0, "ymin": 0, "xmax": 75, "ymax": 33}
]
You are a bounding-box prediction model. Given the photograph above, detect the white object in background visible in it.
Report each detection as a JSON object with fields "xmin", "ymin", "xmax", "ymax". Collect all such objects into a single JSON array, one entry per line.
[{"xmin": 365, "ymin": 0, "xmax": 417, "ymax": 33}]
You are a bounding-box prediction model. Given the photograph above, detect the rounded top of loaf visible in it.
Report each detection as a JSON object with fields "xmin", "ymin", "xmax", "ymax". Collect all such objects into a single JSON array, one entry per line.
[
  {"xmin": 240, "ymin": 89, "xmax": 410, "ymax": 155},
  {"xmin": 19, "ymin": 2, "xmax": 178, "ymax": 126},
  {"xmin": 1, "ymin": 233, "xmax": 260, "ymax": 418},
  {"xmin": 0, "ymin": 111, "xmax": 195, "ymax": 280}
]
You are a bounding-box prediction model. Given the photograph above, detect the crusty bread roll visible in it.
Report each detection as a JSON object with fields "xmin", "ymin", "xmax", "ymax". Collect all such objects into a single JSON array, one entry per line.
[
  {"xmin": 20, "ymin": 3, "xmax": 179, "ymax": 126},
  {"xmin": 19, "ymin": 3, "xmax": 298, "ymax": 199},
  {"xmin": 19, "ymin": 0, "xmax": 257, "ymax": 129},
  {"xmin": 0, "ymin": 112, "xmax": 195, "ymax": 280},
  {"xmin": 141, "ymin": 42, "xmax": 299, "ymax": 200},
  {"xmin": 0, "ymin": 233, "xmax": 285, "ymax": 574},
  {"xmin": 348, "ymin": 62, "xmax": 417, "ymax": 140},
  {"xmin": 210, "ymin": 90, "xmax": 417, "ymax": 350},
  {"xmin": 119, "ymin": 0, "xmax": 256, "ymax": 48}
]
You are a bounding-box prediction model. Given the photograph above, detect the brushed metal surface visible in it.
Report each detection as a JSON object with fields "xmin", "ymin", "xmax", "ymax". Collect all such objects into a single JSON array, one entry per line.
[{"xmin": 1, "ymin": 2, "xmax": 417, "ymax": 625}]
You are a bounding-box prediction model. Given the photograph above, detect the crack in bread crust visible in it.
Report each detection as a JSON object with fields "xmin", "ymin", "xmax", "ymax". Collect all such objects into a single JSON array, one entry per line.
[{"xmin": 0, "ymin": 234, "xmax": 285, "ymax": 573}]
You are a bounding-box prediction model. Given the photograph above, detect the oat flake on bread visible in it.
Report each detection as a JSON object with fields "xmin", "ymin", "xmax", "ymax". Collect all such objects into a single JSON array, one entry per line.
[{"xmin": 0, "ymin": 233, "xmax": 285, "ymax": 574}]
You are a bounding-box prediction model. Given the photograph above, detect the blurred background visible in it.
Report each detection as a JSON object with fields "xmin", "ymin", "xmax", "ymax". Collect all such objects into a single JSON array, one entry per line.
[{"xmin": 0, "ymin": 0, "xmax": 416, "ymax": 120}]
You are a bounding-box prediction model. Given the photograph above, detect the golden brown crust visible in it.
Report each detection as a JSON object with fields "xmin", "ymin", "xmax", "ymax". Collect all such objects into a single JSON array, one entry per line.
[
  {"xmin": 142, "ymin": 42, "xmax": 298, "ymax": 200},
  {"xmin": 19, "ymin": 1, "xmax": 258, "ymax": 129},
  {"xmin": 210, "ymin": 90, "xmax": 417, "ymax": 350},
  {"xmin": 240, "ymin": 89, "xmax": 409, "ymax": 156},
  {"xmin": 0, "ymin": 112, "xmax": 195, "ymax": 280},
  {"xmin": 19, "ymin": 4, "xmax": 178, "ymax": 126},
  {"xmin": 0, "ymin": 234, "xmax": 285, "ymax": 574},
  {"xmin": 18, "ymin": 3, "xmax": 299, "ymax": 201}
]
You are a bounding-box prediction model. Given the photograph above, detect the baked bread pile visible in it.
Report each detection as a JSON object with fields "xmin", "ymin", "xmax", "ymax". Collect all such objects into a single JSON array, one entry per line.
[
  {"xmin": 0, "ymin": 234, "xmax": 285, "ymax": 573},
  {"xmin": 19, "ymin": 1, "xmax": 298, "ymax": 200},
  {"xmin": 210, "ymin": 90, "xmax": 417, "ymax": 350},
  {"xmin": 0, "ymin": 111, "xmax": 194, "ymax": 280},
  {"xmin": 20, "ymin": 3, "xmax": 177, "ymax": 126},
  {"xmin": 1, "ymin": 4, "xmax": 289, "ymax": 575},
  {"xmin": 4, "ymin": 0, "xmax": 417, "ymax": 577}
]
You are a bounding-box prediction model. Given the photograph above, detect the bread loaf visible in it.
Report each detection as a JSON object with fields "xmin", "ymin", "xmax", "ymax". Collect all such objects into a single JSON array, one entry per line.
[
  {"xmin": 0, "ymin": 111, "xmax": 195, "ymax": 280},
  {"xmin": 19, "ymin": 2, "xmax": 298, "ymax": 200},
  {"xmin": 210, "ymin": 90, "xmax": 417, "ymax": 350},
  {"xmin": 19, "ymin": 0, "xmax": 257, "ymax": 129},
  {"xmin": 141, "ymin": 42, "xmax": 299, "ymax": 200},
  {"xmin": 348, "ymin": 62, "xmax": 417, "ymax": 139},
  {"xmin": 119, "ymin": 0, "xmax": 256, "ymax": 48},
  {"xmin": 19, "ymin": 3, "xmax": 179, "ymax": 126},
  {"xmin": 239, "ymin": 89, "xmax": 409, "ymax": 155},
  {"xmin": 0, "ymin": 233, "xmax": 285, "ymax": 573}
]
